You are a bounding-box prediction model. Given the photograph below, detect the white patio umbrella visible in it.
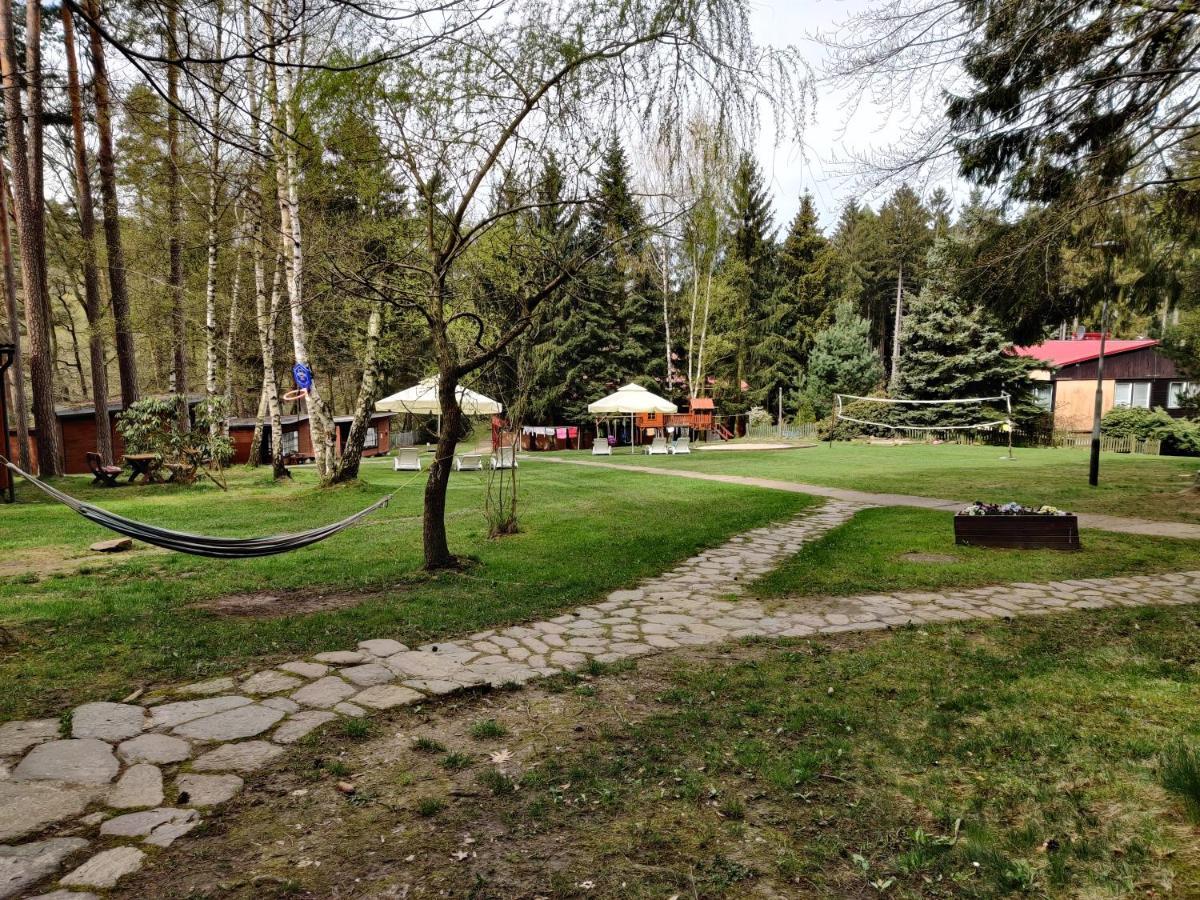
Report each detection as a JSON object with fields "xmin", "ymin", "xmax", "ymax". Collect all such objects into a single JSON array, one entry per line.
[
  {"xmin": 376, "ymin": 378, "xmax": 502, "ymax": 444},
  {"xmin": 587, "ymin": 383, "xmax": 677, "ymax": 453}
]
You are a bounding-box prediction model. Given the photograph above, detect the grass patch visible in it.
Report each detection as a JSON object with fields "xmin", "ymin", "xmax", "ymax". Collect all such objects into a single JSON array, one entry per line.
[
  {"xmin": 0, "ymin": 461, "xmax": 810, "ymax": 718},
  {"xmin": 341, "ymin": 718, "xmax": 374, "ymax": 741},
  {"xmin": 468, "ymin": 718, "xmax": 507, "ymax": 740},
  {"xmin": 753, "ymin": 505, "xmax": 1200, "ymax": 600},
  {"xmin": 1160, "ymin": 744, "xmax": 1200, "ymax": 823},
  {"xmin": 415, "ymin": 797, "xmax": 447, "ymax": 817},
  {"xmin": 441, "ymin": 751, "xmax": 473, "ymax": 771},
  {"xmin": 565, "ymin": 441, "xmax": 1200, "ymax": 522},
  {"xmin": 411, "ymin": 736, "xmax": 446, "ymax": 754}
]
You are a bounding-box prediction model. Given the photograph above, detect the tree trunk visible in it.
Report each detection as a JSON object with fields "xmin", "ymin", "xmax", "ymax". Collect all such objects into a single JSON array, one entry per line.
[
  {"xmin": 0, "ymin": 0, "xmax": 62, "ymax": 475},
  {"xmin": 890, "ymin": 262, "xmax": 903, "ymax": 388},
  {"xmin": 330, "ymin": 304, "xmax": 383, "ymax": 483},
  {"xmin": 267, "ymin": 20, "xmax": 335, "ymax": 477},
  {"xmin": 0, "ymin": 155, "xmax": 30, "ymax": 469},
  {"xmin": 203, "ymin": 3, "xmax": 225, "ymax": 441},
  {"xmin": 247, "ymin": 385, "xmax": 266, "ymax": 467},
  {"xmin": 223, "ymin": 202, "xmax": 243, "ymax": 432},
  {"xmin": 167, "ymin": 0, "xmax": 187, "ymax": 429},
  {"xmin": 660, "ymin": 238, "xmax": 672, "ymax": 391},
  {"xmin": 85, "ymin": 0, "xmax": 137, "ymax": 408},
  {"xmin": 62, "ymin": 6, "xmax": 113, "ymax": 463},
  {"xmin": 422, "ymin": 367, "xmax": 462, "ymax": 569}
]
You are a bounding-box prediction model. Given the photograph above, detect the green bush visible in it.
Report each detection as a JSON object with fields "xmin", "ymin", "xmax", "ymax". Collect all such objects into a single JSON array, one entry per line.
[
  {"xmin": 116, "ymin": 396, "xmax": 234, "ymax": 470},
  {"xmin": 1101, "ymin": 406, "xmax": 1200, "ymax": 456}
]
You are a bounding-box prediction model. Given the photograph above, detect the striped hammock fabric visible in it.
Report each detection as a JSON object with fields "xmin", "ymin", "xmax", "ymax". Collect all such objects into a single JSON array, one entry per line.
[{"xmin": 3, "ymin": 459, "xmax": 392, "ymax": 558}]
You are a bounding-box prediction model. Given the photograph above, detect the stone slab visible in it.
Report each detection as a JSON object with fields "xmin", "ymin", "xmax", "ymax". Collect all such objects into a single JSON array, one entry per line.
[
  {"xmin": 70, "ymin": 703, "xmax": 146, "ymax": 742},
  {"xmin": 172, "ymin": 704, "xmax": 284, "ymax": 741},
  {"xmin": 340, "ymin": 664, "xmax": 395, "ymax": 687},
  {"xmin": 312, "ymin": 651, "xmax": 366, "ymax": 665},
  {"xmin": 177, "ymin": 676, "xmax": 236, "ymax": 696},
  {"xmin": 0, "ymin": 720, "xmax": 59, "ymax": 757},
  {"xmin": 12, "ymin": 740, "xmax": 118, "ymax": 785},
  {"xmin": 352, "ymin": 685, "xmax": 423, "ymax": 710},
  {"xmin": 117, "ymin": 733, "xmax": 191, "ymax": 765},
  {"xmin": 108, "ymin": 764, "xmax": 164, "ymax": 809},
  {"xmin": 278, "ymin": 661, "xmax": 328, "ymax": 679},
  {"xmin": 290, "ymin": 677, "xmax": 356, "ymax": 708},
  {"xmin": 0, "ymin": 781, "xmax": 97, "ymax": 842},
  {"xmin": 358, "ymin": 639, "xmax": 408, "ymax": 657},
  {"xmin": 147, "ymin": 696, "xmax": 251, "ymax": 730},
  {"xmin": 175, "ymin": 773, "xmax": 243, "ymax": 807},
  {"xmin": 190, "ymin": 741, "xmax": 283, "ymax": 772},
  {"xmin": 100, "ymin": 807, "xmax": 194, "ymax": 838},
  {"xmin": 0, "ymin": 837, "xmax": 88, "ymax": 900},
  {"xmin": 239, "ymin": 670, "xmax": 303, "ymax": 695},
  {"xmin": 261, "ymin": 697, "xmax": 300, "ymax": 713},
  {"xmin": 59, "ymin": 847, "xmax": 145, "ymax": 890},
  {"xmin": 272, "ymin": 711, "xmax": 337, "ymax": 745},
  {"xmin": 384, "ymin": 651, "xmax": 469, "ymax": 680}
]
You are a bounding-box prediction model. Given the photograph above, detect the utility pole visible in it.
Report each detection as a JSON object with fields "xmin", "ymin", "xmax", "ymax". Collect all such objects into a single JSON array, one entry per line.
[{"xmin": 1089, "ymin": 241, "xmax": 1120, "ymax": 487}]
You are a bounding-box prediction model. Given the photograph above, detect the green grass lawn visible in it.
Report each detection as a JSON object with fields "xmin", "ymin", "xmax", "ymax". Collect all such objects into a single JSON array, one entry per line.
[
  {"xmin": 754, "ymin": 506, "xmax": 1200, "ymax": 600},
  {"xmin": 559, "ymin": 442, "xmax": 1200, "ymax": 522},
  {"xmin": 131, "ymin": 605, "xmax": 1200, "ymax": 898},
  {"xmin": 0, "ymin": 461, "xmax": 812, "ymax": 720}
]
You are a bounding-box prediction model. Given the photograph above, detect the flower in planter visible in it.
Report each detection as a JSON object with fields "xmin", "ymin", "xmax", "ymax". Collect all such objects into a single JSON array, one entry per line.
[{"xmin": 959, "ymin": 501, "xmax": 1072, "ymax": 516}]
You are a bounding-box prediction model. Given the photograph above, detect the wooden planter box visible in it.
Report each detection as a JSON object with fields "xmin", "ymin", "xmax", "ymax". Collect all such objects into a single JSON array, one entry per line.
[{"xmin": 954, "ymin": 514, "xmax": 1081, "ymax": 551}]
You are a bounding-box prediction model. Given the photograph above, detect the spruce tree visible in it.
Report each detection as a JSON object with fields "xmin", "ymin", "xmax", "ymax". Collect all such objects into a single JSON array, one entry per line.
[
  {"xmin": 720, "ymin": 151, "xmax": 776, "ymax": 403},
  {"xmin": 798, "ymin": 300, "xmax": 883, "ymax": 419},
  {"xmin": 531, "ymin": 136, "xmax": 659, "ymax": 421},
  {"xmin": 757, "ymin": 193, "xmax": 833, "ymax": 409},
  {"xmin": 893, "ymin": 238, "xmax": 1037, "ymax": 425}
]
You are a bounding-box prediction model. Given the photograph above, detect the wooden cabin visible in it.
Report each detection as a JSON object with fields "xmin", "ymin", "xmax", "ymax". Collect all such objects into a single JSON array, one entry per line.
[{"xmin": 228, "ymin": 412, "xmax": 391, "ymax": 465}]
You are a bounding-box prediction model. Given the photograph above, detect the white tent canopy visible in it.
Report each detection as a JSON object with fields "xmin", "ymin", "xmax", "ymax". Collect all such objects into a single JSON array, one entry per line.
[
  {"xmin": 587, "ymin": 383, "xmax": 677, "ymax": 415},
  {"xmin": 376, "ymin": 378, "xmax": 503, "ymax": 416}
]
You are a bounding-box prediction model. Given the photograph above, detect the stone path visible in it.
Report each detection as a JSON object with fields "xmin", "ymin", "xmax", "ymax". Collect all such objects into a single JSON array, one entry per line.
[
  {"xmin": 539, "ymin": 455, "xmax": 1200, "ymax": 540},
  {"xmin": 3, "ymin": 497, "xmax": 1200, "ymax": 897}
]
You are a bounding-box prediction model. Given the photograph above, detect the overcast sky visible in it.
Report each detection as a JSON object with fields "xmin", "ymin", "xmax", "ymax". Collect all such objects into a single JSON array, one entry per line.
[{"xmin": 749, "ymin": 0, "xmax": 959, "ymax": 233}]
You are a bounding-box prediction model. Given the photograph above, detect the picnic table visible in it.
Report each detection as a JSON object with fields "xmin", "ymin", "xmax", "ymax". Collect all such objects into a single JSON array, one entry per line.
[{"xmin": 123, "ymin": 453, "xmax": 164, "ymax": 484}]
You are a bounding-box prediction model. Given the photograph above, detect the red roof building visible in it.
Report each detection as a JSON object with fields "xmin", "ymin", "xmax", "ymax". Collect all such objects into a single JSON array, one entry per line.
[{"xmin": 1014, "ymin": 335, "xmax": 1193, "ymax": 430}]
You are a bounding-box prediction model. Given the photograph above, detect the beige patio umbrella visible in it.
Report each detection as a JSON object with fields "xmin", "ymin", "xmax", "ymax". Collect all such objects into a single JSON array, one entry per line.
[{"xmin": 587, "ymin": 383, "xmax": 677, "ymax": 453}]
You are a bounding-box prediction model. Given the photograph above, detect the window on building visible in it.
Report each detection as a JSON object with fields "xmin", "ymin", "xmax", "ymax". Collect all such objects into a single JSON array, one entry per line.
[
  {"xmin": 1032, "ymin": 383, "xmax": 1054, "ymax": 410},
  {"xmin": 281, "ymin": 429, "xmax": 299, "ymax": 456},
  {"xmin": 1168, "ymin": 381, "xmax": 1197, "ymax": 409},
  {"xmin": 1114, "ymin": 381, "xmax": 1151, "ymax": 409},
  {"xmin": 364, "ymin": 426, "xmax": 378, "ymax": 449}
]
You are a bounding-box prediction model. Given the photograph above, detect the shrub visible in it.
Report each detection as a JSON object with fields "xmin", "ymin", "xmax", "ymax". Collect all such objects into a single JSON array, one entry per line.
[{"xmin": 1101, "ymin": 406, "xmax": 1200, "ymax": 456}]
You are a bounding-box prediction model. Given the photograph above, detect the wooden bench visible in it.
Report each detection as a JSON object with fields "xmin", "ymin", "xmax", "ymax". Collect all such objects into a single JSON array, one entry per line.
[{"xmin": 87, "ymin": 452, "xmax": 124, "ymax": 487}]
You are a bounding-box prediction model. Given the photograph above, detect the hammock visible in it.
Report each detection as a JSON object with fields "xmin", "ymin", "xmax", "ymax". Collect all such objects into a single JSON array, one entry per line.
[{"xmin": 3, "ymin": 459, "xmax": 395, "ymax": 559}]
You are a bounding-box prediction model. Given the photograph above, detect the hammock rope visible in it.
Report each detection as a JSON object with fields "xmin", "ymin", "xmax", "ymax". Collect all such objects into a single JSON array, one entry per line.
[{"xmin": 1, "ymin": 456, "xmax": 430, "ymax": 559}]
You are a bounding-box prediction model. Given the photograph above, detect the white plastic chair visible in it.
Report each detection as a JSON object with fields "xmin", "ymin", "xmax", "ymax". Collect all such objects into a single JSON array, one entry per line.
[
  {"xmin": 671, "ymin": 437, "xmax": 691, "ymax": 455},
  {"xmin": 491, "ymin": 446, "xmax": 518, "ymax": 469},
  {"xmin": 645, "ymin": 436, "xmax": 670, "ymax": 455},
  {"xmin": 592, "ymin": 438, "xmax": 613, "ymax": 456},
  {"xmin": 393, "ymin": 448, "xmax": 422, "ymax": 471},
  {"xmin": 455, "ymin": 453, "xmax": 483, "ymax": 471}
]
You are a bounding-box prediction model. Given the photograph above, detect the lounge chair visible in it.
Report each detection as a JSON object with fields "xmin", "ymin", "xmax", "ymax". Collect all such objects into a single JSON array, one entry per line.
[
  {"xmin": 491, "ymin": 446, "xmax": 518, "ymax": 469},
  {"xmin": 670, "ymin": 437, "xmax": 691, "ymax": 455},
  {"xmin": 592, "ymin": 438, "xmax": 613, "ymax": 456},
  {"xmin": 87, "ymin": 452, "xmax": 123, "ymax": 487},
  {"xmin": 455, "ymin": 453, "xmax": 483, "ymax": 471},
  {"xmin": 393, "ymin": 448, "xmax": 422, "ymax": 472},
  {"xmin": 645, "ymin": 436, "xmax": 670, "ymax": 455}
]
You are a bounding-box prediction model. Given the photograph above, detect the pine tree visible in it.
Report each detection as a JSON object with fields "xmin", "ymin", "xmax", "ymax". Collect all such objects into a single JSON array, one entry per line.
[
  {"xmin": 756, "ymin": 193, "xmax": 833, "ymax": 408},
  {"xmin": 530, "ymin": 137, "xmax": 659, "ymax": 421},
  {"xmin": 798, "ymin": 300, "xmax": 883, "ymax": 419},
  {"xmin": 894, "ymin": 238, "xmax": 1037, "ymax": 425},
  {"xmin": 720, "ymin": 151, "xmax": 776, "ymax": 402}
]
